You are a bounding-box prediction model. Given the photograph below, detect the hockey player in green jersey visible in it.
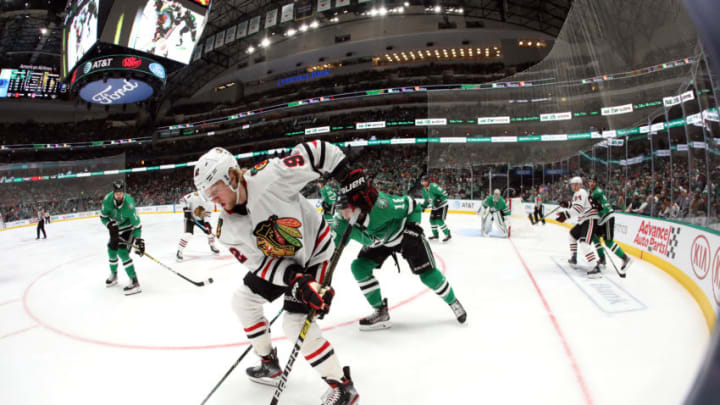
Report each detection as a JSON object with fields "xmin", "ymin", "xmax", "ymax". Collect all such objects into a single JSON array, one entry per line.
[
  {"xmin": 588, "ymin": 177, "xmax": 632, "ymax": 277},
  {"xmin": 480, "ymin": 189, "xmax": 511, "ymax": 237},
  {"xmin": 335, "ymin": 171, "xmax": 466, "ymax": 330},
  {"xmin": 318, "ymin": 178, "xmax": 337, "ymax": 227},
  {"xmin": 100, "ymin": 180, "xmax": 145, "ymax": 295},
  {"xmin": 420, "ymin": 175, "xmax": 451, "ymax": 241}
]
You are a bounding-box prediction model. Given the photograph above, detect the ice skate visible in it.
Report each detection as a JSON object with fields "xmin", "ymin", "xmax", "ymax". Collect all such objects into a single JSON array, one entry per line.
[
  {"xmin": 123, "ymin": 277, "xmax": 141, "ymax": 295},
  {"xmin": 246, "ymin": 347, "xmax": 281, "ymax": 386},
  {"xmin": 359, "ymin": 298, "xmax": 391, "ymax": 331},
  {"xmin": 209, "ymin": 243, "xmax": 220, "ymax": 254},
  {"xmin": 618, "ymin": 255, "xmax": 632, "ymax": 278},
  {"xmin": 427, "ymin": 234, "xmax": 439, "ymax": 241},
  {"xmin": 449, "ymin": 299, "xmax": 467, "ymax": 324},
  {"xmin": 568, "ymin": 255, "xmax": 577, "ymax": 268},
  {"xmin": 105, "ymin": 271, "xmax": 117, "ymax": 287},
  {"xmin": 586, "ymin": 265, "xmax": 602, "ymax": 279},
  {"xmin": 442, "ymin": 233, "xmax": 452, "ymax": 242},
  {"xmin": 176, "ymin": 250, "xmax": 183, "ymax": 262},
  {"xmin": 321, "ymin": 366, "xmax": 360, "ymax": 405}
]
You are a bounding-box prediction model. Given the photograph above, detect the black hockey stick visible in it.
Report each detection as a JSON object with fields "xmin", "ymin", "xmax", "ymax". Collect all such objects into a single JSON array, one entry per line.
[
  {"xmin": 269, "ymin": 212, "xmax": 366, "ymax": 405},
  {"xmin": 135, "ymin": 247, "xmax": 214, "ymax": 286},
  {"xmin": 600, "ymin": 239, "xmax": 626, "ymax": 278},
  {"xmin": 200, "ymin": 309, "xmax": 284, "ymax": 405}
]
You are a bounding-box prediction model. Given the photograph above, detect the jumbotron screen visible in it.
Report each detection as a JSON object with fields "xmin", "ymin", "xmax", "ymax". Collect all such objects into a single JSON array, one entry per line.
[
  {"xmin": 0, "ymin": 68, "xmax": 67, "ymax": 99},
  {"xmin": 63, "ymin": 0, "xmax": 100, "ymax": 75},
  {"xmin": 103, "ymin": 0, "xmax": 209, "ymax": 65}
]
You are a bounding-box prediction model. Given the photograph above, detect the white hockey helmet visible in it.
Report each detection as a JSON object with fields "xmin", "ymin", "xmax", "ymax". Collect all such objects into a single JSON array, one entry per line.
[
  {"xmin": 193, "ymin": 147, "xmax": 240, "ymax": 201},
  {"xmin": 569, "ymin": 176, "xmax": 583, "ymax": 186}
]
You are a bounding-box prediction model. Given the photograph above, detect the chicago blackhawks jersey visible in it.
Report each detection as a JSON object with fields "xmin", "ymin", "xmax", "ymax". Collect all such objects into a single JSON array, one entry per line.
[
  {"xmin": 567, "ymin": 188, "xmax": 599, "ymax": 223},
  {"xmin": 181, "ymin": 192, "xmax": 210, "ymax": 221},
  {"xmin": 334, "ymin": 191, "xmax": 421, "ymax": 249},
  {"xmin": 215, "ymin": 141, "xmax": 345, "ymax": 287}
]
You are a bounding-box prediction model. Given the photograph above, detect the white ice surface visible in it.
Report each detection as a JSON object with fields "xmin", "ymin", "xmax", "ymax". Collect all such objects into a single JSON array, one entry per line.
[{"xmin": 0, "ymin": 212, "xmax": 709, "ymax": 405}]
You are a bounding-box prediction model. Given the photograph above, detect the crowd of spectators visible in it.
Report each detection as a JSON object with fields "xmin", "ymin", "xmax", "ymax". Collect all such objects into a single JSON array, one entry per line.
[{"xmin": 2, "ymin": 145, "xmax": 718, "ymax": 231}]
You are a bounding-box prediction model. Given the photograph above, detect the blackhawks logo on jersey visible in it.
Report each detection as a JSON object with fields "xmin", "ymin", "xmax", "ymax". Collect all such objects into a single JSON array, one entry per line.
[
  {"xmin": 253, "ymin": 215, "xmax": 303, "ymax": 257},
  {"xmin": 193, "ymin": 206, "xmax": 207, "ymax": 218},
  {"xmin": 251, "ymin": 160, "xmax": 269, "ymax": 176}
]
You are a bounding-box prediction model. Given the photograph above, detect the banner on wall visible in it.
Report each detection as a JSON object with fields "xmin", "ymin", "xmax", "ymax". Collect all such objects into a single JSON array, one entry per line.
[
  {"xmin": 265, "ymin": 9, "xmax": 278, "ymax": 28},
  {"xmin": 281, "ymin": 4, "xmax": 294, "ymax": 23},
  {"xmin": 612, "ymin": 214, "xmax": 720, "ymax": 317}
]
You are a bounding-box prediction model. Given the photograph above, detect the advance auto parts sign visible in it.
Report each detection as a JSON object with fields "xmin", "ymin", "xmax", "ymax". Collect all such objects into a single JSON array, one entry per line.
[
  {"xmin": 614, "ymin": 213, "xmax": 720, "ymax": 315},
  {"xmin": 79, "ymin": 78, "xmax": 153, "ymax": 104}
]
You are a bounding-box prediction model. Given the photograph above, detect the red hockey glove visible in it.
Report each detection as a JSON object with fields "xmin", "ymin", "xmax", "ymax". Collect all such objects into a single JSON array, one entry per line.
[
  {"xmin": 556, "ymin": 211, "xmax": 568, "ymax": 223},
  {"xmin": 289, "ymin": 274, "xmax": 334, "ymax": 316},
  {"xmin": 339, "ymin": 168, "xmax": 378, "ymax": 214}
]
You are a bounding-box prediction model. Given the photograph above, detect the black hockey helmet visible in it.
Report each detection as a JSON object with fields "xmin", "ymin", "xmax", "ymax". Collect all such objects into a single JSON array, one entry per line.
[
  {"xmin": 112, "ymin": 180, "xmax": 125, "ymax": 193},
  {"xmin": 420, "ymin": 175, "xmax": 430, "ymax": 183}
]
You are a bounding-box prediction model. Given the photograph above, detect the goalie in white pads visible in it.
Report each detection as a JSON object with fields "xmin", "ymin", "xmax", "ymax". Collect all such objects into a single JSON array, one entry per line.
[
  {"xmin": 479, "ymin": 189, "xmax": 510, "ymax": 237},
  {"xmin": 176, "ymin": 192, "xmax": 220, "ymax": 261},
  {"xmin": 194, "ymin": 141, "xmax": 359, "ymax": 405},
  {"xmin": 555, "ymin": 177, "xmax": 602, "ymax": 278}
]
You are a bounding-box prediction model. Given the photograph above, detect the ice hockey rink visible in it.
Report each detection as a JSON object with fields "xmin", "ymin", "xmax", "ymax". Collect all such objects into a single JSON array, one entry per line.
[{"xmin": 0, "ymin": 208, "xmax": 710, "ymax": 405}]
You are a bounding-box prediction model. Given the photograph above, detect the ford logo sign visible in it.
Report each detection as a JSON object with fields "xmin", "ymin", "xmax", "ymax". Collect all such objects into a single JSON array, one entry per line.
[
  {"xmin": 79, "ymin": 78, "xmax": 154, "ymax": 105},
  {"xmin": 149, "ymin": 63, "xmax": 166, "ymax": 80}
]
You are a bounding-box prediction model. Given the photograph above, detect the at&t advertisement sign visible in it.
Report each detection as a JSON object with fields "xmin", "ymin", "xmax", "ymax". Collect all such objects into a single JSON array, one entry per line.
[{"xmin": 79, "ymin": 78, "xmax": 154, "ymax": 104}]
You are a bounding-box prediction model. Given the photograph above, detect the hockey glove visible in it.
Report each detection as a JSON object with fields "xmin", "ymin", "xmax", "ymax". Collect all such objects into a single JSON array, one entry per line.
[
  {"xmin": 183, "ymin": 209, "xmax": 192, "ymax": 220},
  {"xmin": 403, "ymin": 222, "xmax": 424, "ymax": 239},
  {"xmin": 321, "ymin": 201, "xmax": 332, "ymax": 212},
  {"xmin": 204, "ymin": 222, "xmax": 212, "ymax": 235},
  {"xmin": 106, "ymin": 219, "xmax": 119, "ymax": 234},
  {"xmin": 134, "ymin": 238, "xmax": 145, "ymax": 257},
  {"xmin": 559, "ymin": 200, "xmax": 570, "ymax": 208},
  {"xmin": 289, "ymin": 273, "xmax": 334, "ymax": 316},
  {"xmin": 338, "ymin": 168, "xmax": 378, "ymax": 214},
  {"xmin": 556, "ymin": 211, "xmax": 568, "ymax": 223}
]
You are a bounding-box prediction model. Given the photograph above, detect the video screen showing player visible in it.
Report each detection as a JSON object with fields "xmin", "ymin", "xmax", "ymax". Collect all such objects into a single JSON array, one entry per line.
[
  {"xmin": 128, "ymin": 0, "xmax": 207, "ymax": 64},
  {"xmin": 66, "ymin": 0, "xmax": 99, "ymax": 72}
]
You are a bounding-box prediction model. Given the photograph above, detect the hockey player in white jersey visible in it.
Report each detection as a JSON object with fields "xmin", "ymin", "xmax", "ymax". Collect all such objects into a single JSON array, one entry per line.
[
  {"xmin": 555, "ymin": 177, "xmax": 601, "ymax": 278},
  {"xmin": 193, "ymin": 141, "xmax": 360, "ymax": 405},
  {"xmin": 176, "ymin": 191, "xmax": 219, "ymax": 261}
]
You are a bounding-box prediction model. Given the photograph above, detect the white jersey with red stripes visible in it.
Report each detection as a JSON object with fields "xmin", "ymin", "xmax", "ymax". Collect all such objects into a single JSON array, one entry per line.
[
  {"xmin": 568, "ymin": 188, "xmax": 599, "ymax": 223},
  {"xmin": 216, "ymin": 140, "xmax": 345, "ymax": 287},
  {"xmin": 181, "ymin": 192, "xmax": 209, "ymax": 221}
]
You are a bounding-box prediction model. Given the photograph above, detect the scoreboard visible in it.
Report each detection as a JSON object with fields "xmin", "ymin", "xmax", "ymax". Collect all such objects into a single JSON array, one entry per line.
[{"xmin": 0, "ymin": 68, "xmax": 67, "ymax": 99}]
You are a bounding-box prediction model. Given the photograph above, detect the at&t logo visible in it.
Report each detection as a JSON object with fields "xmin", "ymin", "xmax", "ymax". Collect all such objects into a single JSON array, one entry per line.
[{"xmin": 690, "ymin": 235, "xmax": 711, "ymax": 279}]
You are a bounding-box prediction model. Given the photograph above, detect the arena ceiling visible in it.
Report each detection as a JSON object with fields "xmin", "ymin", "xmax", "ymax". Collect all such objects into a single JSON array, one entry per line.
[{"xmin": 164, "ymin": 0, "xmax": 573, "ymax": 101}]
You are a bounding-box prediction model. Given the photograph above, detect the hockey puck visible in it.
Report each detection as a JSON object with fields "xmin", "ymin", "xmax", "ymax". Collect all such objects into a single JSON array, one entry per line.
[{"xmin": 208, "ymin": 277, "xmax": 214, "ymax": 284}]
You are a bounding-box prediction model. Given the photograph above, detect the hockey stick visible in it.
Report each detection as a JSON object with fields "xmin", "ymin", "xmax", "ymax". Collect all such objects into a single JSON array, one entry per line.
[
  {"xmin": 269, "ymin": 212, "xmax": 366, "ymax": 405},
  {"xmin": 193, "ymin": 220, "xmax": 212, "ymax": 235},
  {"xmin": 200, "ymin": 309, "xmax": 284, "ymax": 405},
  {"xmin": 136, "ymin": 247, "xmax": 214, "ymax": 286},
  {"xmin": 599, "ymin": 239, "xmax": 625, "ymax": 278}
]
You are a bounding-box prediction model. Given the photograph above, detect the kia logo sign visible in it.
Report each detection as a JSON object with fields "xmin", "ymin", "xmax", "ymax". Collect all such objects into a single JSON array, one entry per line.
[
  {"xmin": 79, "ymin": 78, "xmax": 154, "ymax": 105},
  {"xmin": 690, "ymin": 235, "xmax": 711, "ymax": 279},
  {"xmin": 122, "ymin": 57, "xmax": 143, "ymax": 69},
  {"xmin": 713, "ymin": 247, "xmax": 720, "ymax": 306}
]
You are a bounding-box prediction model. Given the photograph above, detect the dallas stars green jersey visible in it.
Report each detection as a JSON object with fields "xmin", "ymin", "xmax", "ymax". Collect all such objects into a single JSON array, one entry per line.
[
  {"xmin": 590, "ymin": 186, "xmax": 615, "ymax": 223},
  {"xmin": 100, "ymin": 192, "xmax": 142, "ymax": 238},
  {"xmin": 482, "ymin": 195, "xmax": 510, "ymax": 216},
  {"xmin": 320, "ymin": 184, "xmax": 337, "ymax": 207},
  {"xmin": 422, "ymin": 182, "xmax": 448, "ymax": 209},
  {"xmin": 334, "ymin": 191, "xmax": 421, "ymax": 248}
]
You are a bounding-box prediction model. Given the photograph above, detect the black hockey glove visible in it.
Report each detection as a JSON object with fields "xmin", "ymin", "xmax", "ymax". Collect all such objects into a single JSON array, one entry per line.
[
  {"xmin": 134, "ymin": 238, "xmax": 145, "ymax": 257},
  {"xmin": 339, "ymin": 168, "xmax": 378, "ymax": 214},
  {"xmin": 559, "ymin": 200, "xmax": 570, "ymax": 208},
  {"xmin": 183, "ymin": 209, "xmax": 192, "ymax": 220},
  {"xmin": 403, "ymin": 222, "xmax": 424, "ymax": 239},
  {"xmin": 556, "ymin": 211, "xmax": 568, "ymax": 223},
  {"xmin": 289, "ymin": 273, "xmax": 334, "ymax": 316},
  {"xmin": 106, "ymin": 219, "xmax": 119, "ymax": 234},
  {"xmin": 321, "ymin": 201, "xmax": 332, "ymax": 212}
]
